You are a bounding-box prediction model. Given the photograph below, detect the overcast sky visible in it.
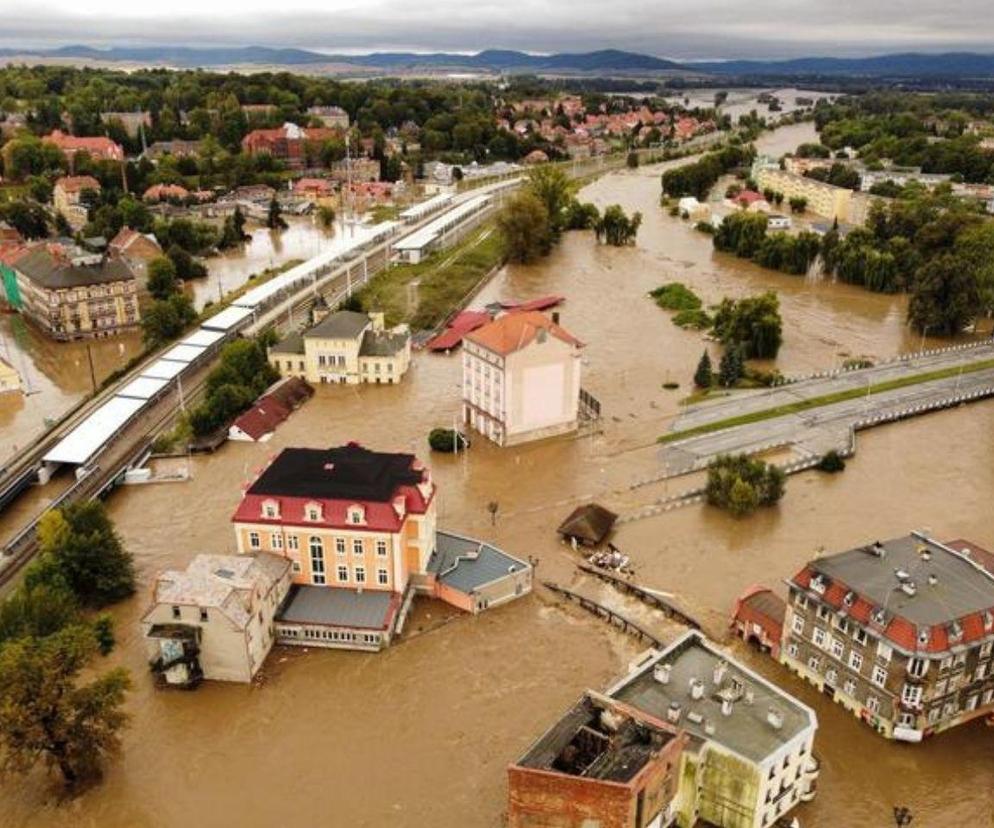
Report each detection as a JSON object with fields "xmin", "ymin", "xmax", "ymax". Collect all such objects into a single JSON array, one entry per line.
[{"xmin": 1, "ymin": 0, "xmax": 993, "ymax": 60}]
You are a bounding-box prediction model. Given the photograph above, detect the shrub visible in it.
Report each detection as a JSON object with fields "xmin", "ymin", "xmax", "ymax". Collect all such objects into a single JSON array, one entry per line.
[
  {"xmin": 706, "ymin": 454, "xmax": 786, "ymax": 516},
  {"xmin": 817, "ymin": 450, "xmax": 847, "ymax": 473},
  {"xmin": 428, "ymin": 428, "xmax": 469, "ymax": 453}
]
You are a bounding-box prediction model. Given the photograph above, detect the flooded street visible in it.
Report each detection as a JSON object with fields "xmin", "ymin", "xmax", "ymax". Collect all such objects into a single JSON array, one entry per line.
[{"xmin": 2, "ymin": 131, "xmax": 992, "ymax": 827}]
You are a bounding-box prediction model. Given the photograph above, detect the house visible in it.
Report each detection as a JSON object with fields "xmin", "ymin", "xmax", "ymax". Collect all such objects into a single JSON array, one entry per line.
[
  {"xmin": 556, "ymin": 503, "xmax": 618, "ymax": 547},
  {"xmin": 329, "ymin": 157, "xmax": 381, "ymax": 184},
  {"xmin": 143, "ymin": 140, "xmax": 203, "ymax": 161},
  {"xmin": 307, "ymin": 105, "xmax": 350, "ymax": 129},
  {"xmin": 142, "ymin": 552, "xmax": 292, "ymax": 685},
  {"xmin": 508, "ymin": 692, "xmax": 687, "ymax": 828},
  {"xmin": 292, "ymin": 177, "xmax": 334, "ymax": 200},
  {"xmin": 43, "ymin": 130, "xmax": 124, "ymax": 164},
  {"xmin": 143, "ymin": 183, "xmax": 190, "ymax": 203},
  {"xmin": 267, "ymin": 310, "xmax": 411, "ymax": 385},
  {"xmin": 228, "ymin": 377, "xmax": 313, "ymax": 442},
  {"xmin": 53, "ymin": 175, "xmax": 100, "ymax": 231},
  {"xmin": 4, "ymin": 244, "xmax": 140, "ymax": 340},
  {"xmin": 734, "ymin": 189, "xmax": 768, "ymax": 210},
  {"xmin": 731, "ymin": 585, "xmax": 786, "ymax": 659},
  {"xmin": 241, "ymin": 123, "xmax": 341, "ymax": 169},
  {"xmin": 0, "ymin": 355, "xmax": 20, "ymax": 394},
  {"xmin": 781, "ymin": 532, "xmax": 994, "ymax": 742},
  {"xmin": 462, "ymin": 310, "xmax": 584, "ymax": 446},
  {"xmin": 0, "ymin": 222, "xmax": 22, "ymax": 245},
  {"xmin": 100, "ymin": 110, "xmax": 151, "ymax": 138},
  {"xmin": 107, "ymin": 227, "xmax": 163, "ymax": 281},
  {"xmin": 231, "ymin": 443, "xmax": 532, "ymax": 652}
]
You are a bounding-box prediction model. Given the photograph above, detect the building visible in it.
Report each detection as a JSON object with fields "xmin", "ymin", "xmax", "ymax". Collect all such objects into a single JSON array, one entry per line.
[
  {"xmin": 731, "ymin": 586, "xmax": 786, "ymax": 659},
  {"xmin": 508, "ymin": 692, "xmax": 687, "ymax": 828},
  {"xmin": 307, "ymin": 105, "xmax": 350, "ymax": 129},
  {"xmin": 107, "ymin": 227, "xmax": 163, "ymax": 281},
  {"xmin": 228, "ymin": 377, "xmax": 313, "ymax": 442},
  {"xmin": 143, "ymin": 183, "xmax": 190, "ymax": 203},
  {"xmin": 43, "ymin": 130, "xmax": 124, "ymax": 164},
  {"xmin": 329, "ymin": 157, "xmax": 381, "ymax": 184},
  {"xmin": 292, "ymin": 177, "xmax": 334, "ymax": 200},
  {"xmin": 767, "ymin": 214, "xmax": 791, "ymax": 231},
  {"xmin": 241, "ymin": 123, "xmax": 341, "ymax": 169},
  {"xmin": 231, "ymin": 443, "xmax": 532, "ymax": 652},
  {"xmin": 3, "ymin": 244, "xmax": 140, "ymax": 340},
  {"xmin": 781, "ymin": 532, "xmax": 994, "ymax": 742},
  {"xmin": 143, "ymin": 139, "xmax": 203, "ymax": 161},
  {"xmin": 753, "ymin": 157, "xmax": 877, "ymax": 225},
  {"xmin": 142, "ymin": 552, "xmax": 292, "ymax": 685},
  {"xmin": 267, "ymin": 310, "xmax": 411, "ymax": 385},
  {"xmin": 858, "ymin": 166, "xmax": 952, "ymax": 193},
  {"xmin": 462, "ymin": 311, "xmax": 583, "ymax": 446},
  {"xmin": 0, "ymin": 355, "xmax": 20, "ymax": 394},
  {"xmin": 53, "ymin": 175, "xmax": 100, "ymax": 230},
  {"xmin": 100, "ymin": 110, "xmax": 151, "ymax": 138}
]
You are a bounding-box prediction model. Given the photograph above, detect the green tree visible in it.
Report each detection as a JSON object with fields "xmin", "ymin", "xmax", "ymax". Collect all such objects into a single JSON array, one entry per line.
[
  {"xmin": 788, "ymin": 196, "xmax": 808, "ymax": 214},
  {"xmin": 526, "ymin": 165, "xmax": 572, "ymax": 233},
  {"xmin": 141, "ymin": 293, "xmax": 196, "ymax": 347},
  {"xmin": 908, "ymin": 253, "xmax": 980, "ymax": 336},
  {"xmin": 705, "ymin": 454, "xmax": 785, "ymax": 517},
  {"xmin": 693, "ymin": 350, "xmax": 713, "ymax": 389},
  {"xmin": 712, "ymin": 293, "xmax": 783, "ymax": 359},
  {"xmin": 266, "ymin": 197, "xmax": 287, "ymax": 230},
  {"xmin": 595, "ymin": 205, "xmax": 642, "ymax": 246},
  {"xmin": 147, "ymin": 256, "xmax": 179, "ymax": 301},
  {"xmin": 0, "ymin": 625, "xmax": 130, "ymax": 788},
  {"xmin": 718, "ymin": 345, "xmax": 744, "ymax": 387},
  {"xmin": 497, "ymin": 191, "xmax": 551, "ymax": 264}
]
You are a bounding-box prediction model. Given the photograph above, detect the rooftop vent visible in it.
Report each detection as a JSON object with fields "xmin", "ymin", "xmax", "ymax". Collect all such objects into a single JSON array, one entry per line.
[
  {"xmin": 927, "ymin": 574, "xmax": 938, "ymax": 587},
  {"xmin": 984, "ymin": 611, "xmax": 994, "ymax": 633},
  {"xmin": 810, "ymin": 574, "xmax": 828, "ymax": 594},
  {"xmin": 744, "ymin": 689, "xmax": 755, "ymax": 706},
  {"xmin": 917, "ymin": 628, "xmax": 930, "ymax": 646},
  {"xmin": 949, "ymin": 621, "xmax": 964, "ymax": 642},
  {"xmin": 654, "ymin": 663, "xmax": 672, "ymax": 685},
  {"xmin": 843, "ymin": 591, "xmax": 856, "ymax": 608},
  {"xmin": 713, "ymin": 660, "xmax": 728, "ymax": 687},
  {"xmin": 867, "ymin": 541, "xmax": 887, "ymax": 558},
  {"xmin": 704, "ymin": 719, "xmax": 716, "ymax": 736},
  {"xmin": 600, "ymin": 709, "xmax": 622, "ymax": 732},
  {"xmin": 895, "ymin": 569, "xmax": 911, "ymax": 582},
  {"xmin": 870, "ymin": 607, "xmax": 887, "ymax": 627},
  {"xmin": 667, "ymin": 702, "xmax": 682, "ymax": 724},
  {"xmin": 689, "ymin": 678, "xmax": 705, "ymax": 700},
  {"xmin": 918, "ymin": 545, "xmax": 932, "ymax": 561},
  {"xmin": 901, "ymin": 581, "xmax": 918, "ymax": 598},
  {"xmin": 721, "ymin": 698, "xmax": 734, "ymax": 717},
  {"xmin": 767, "ymin": 708, "xmax": 784, "ymax": 730},
  {"xmin": 687, "ymin": 711, "xmax": 704, "ymax": 725}
]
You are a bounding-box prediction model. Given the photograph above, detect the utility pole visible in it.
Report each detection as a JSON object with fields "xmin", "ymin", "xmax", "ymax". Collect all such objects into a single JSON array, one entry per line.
[{"xmin": 85, "ymin": 343, "xmax": 97, "ymax": 394}]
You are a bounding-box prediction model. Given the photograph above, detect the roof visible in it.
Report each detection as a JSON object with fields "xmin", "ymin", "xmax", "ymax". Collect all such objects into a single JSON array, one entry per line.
[
  {"xmin": 556, "ymin": 503, "xmax": 618, "ymax": 545},
  {"xmin": 276, "ymin": 584, "xmax": 399, "ymax": 630},
  {"xmin": 54, "ymin": 175, "xmax": 100, "ymax": 193},
  {"xmin": 270, "ymin": 331, "xmax": 304, "ymax": 355},
  {"xmin": 424, "ymin": 310, "xmax": 492, "ymax": 352},
  {"xmin": 42, "ymin": 395, "xmax": 146, "ymax": 465},
  {"xmin": 246, "ymin": 443, "xmax": 425, "ymax": 502},
  {"xmin": 231, "ymin": 398, "xmax": 291, "ymax": 441},
  {"xmin": 609, "ymin": 630, "xmax": 816, "ymax": 764},
  {"xmin": 108, "ymin": 227, "xmax": 162, "ymax": 257},
  {"xmin": 304, "ymin": 310, "xmax": 370, "ymax": 341},
  {"xmin": 44, "ymin": 130, "xmax": 123, "ymax": 159},
  {"xmin": 147, "ymin": 553, "xmax": 290, "ymax": 630},
  {"xmin": 791, "ymin": 533, "xmax": 994, "ymax": 655},
  {"xmin": 359, "ymin": 329, "xmax": 408, "ymax": 357},
  {"xmin": 201, "ymin": 305, "xmax": 254, "ymax": 332},
  {"xmin": 737, "ymin": 586, "xmax": 786, "ymax": 626},
  {"xmin": 466, "ymin": 310, "xmax": 583, "ymax": 358},
  {"xmin": 115, "ymin": 375, "xmax": 170, "ymax": 401},
  {"xmin": 427, "ymin": 530, "xmax": 530, "ymax": 594},
  {"xmin": 12, "ymin": 246, "xmax": 136, "ymax": 290}
]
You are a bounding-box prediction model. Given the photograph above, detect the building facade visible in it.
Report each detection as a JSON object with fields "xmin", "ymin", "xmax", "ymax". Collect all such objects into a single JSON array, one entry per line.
[
  {"xmin": 780, "ymin": 532, "xmax": 994, "ymax": 742},
  {"xmin": 241, "ymin": 123, "xmax": 341, "ymax": 169},
  {"xmin": 43, "ymin": 130, "xmax": 124, "ymax": 164},
  {"xmin": 267, "ymin": 310, "xmax": 411, "ymax": 385},
  {"xmin": 462, "ymin": 311, "xmax": 583, "ymax": 446},
  {"xmin": 307, "ymin": 105, "xmax": 350, "ymax": 129}
]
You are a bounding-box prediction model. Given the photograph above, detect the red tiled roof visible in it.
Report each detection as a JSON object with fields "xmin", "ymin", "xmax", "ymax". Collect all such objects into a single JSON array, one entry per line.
[
  {"xmin": 231, "ymin": 398, "xmax": 291, "ymax": 441},
  {"xmin": 465, "ymin": 310, "xmax": 582, "ymax": 357},
  {"xmin": 736, "ymin": 190, "xmax": 765, "ymax": 205},
  {"xmin": 425, "ymin": 310, "xmax": 492, "ymax": 352},
  {"xmin": 44, "ymin": 130, "xmax": 123, "ymax": 161},
  {"xmin": 144, "ymin": 183, "xmax": 190, "ymax": 202},
  {"xmin": 501, "ymin": 295, "xmax": 565, "ymax": 313},
  {"xmin": 54, "ymin": 175, "xmax": 100, "ymax": 193}
]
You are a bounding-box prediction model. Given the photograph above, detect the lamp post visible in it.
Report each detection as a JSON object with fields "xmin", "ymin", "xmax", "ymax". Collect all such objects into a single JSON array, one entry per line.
[{"xmin": 893, "ymin": 805, "xmax": 913, "ymax": 827}]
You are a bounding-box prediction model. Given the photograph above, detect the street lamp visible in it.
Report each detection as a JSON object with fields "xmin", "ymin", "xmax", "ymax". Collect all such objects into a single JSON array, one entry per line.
[{"xmin": 893, "ymin": 805, "xmax": 913, "ymax": 827}]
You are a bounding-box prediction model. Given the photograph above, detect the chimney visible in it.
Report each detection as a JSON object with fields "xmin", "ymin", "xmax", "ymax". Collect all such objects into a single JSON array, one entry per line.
[
  {"xmin": 704, "ymin": 719, "xmax": 716, "ymax": 736},
  {"xmin": 654, "ymin": 663, "xmax": 672, "ymax": 684},
  {"xmin": 689, "ymin": 678, "xmax": 704, "ymax": 700},
  {"xmin": 767, "ymin": 708, "xmax": 784, "ymax": 730},
  {"xmin": 666, "ymin": 702, "xmax": 682, "ymax": 724},
  {"xmin": 721, "ymin": 698, "xmax": 733, "ymax": 717},
  {"xmin": 713, "ymin": 660, "xmax": 728, "ymax": 687},
  {"xmin": 552, "ymin": 311, "xmax": 560, "ymax": 325}
]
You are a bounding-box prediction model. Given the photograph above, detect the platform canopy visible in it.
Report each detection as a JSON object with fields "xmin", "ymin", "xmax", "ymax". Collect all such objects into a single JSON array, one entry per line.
[
  {"xmin": 201, "ymin": 305, "xmax": 254, "ymax": 332},
  {"xmin": 115, "ymin": 375, "xmax": 170, "ymax": 401},
  {"xmin": 43, "ymin": 396, "xmax": 146, "ymax": 466},
  {"xmin": 140, "ymin": 358, "xmax": 188, "ymax": 381},
  {"xmin": 160, "ymin": 343, "xmax": 206, "ymax": 364},
  {"xmin": 181, "ymin": 328, "xmax": 226, "ymax": 349}
]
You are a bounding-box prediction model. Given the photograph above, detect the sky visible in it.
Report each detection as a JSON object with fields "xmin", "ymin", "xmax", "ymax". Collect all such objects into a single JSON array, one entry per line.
[{"xmin": 1, "ymin": 0, "xmax": 993, "ymax": 60}]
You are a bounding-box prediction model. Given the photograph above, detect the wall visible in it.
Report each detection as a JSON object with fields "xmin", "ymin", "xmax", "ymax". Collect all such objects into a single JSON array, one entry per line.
[{"xmin": 505, "ymin": 335, "xmax": 581, "ymax": 442}]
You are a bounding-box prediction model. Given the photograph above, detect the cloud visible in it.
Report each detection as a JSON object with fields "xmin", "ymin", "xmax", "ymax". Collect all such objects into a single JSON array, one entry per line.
[{"xmin": 1, "ymin": 0, "xmax": 993, "ymax": 59}]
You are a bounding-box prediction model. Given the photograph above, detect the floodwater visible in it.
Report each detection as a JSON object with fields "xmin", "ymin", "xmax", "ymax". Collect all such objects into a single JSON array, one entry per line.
[
  {"xmin": 660, "ymin": 87, "xmax": 838, "ymax": 124},
  {"xmin": 2, "ymin": 128, "xmax": 993, "ymax": 827}
]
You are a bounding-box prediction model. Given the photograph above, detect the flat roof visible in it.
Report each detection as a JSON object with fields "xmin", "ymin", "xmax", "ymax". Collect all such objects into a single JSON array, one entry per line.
[
  {"xmin": 140, "ymin": 358, "xmax": 188, "ymax": 381},
  {"xmin": 160, "ymin": 343, "xmax": 206, "ymax": 364},
  {"xmin": 609, "ymin": 631, "xmax": 815, "ymax": 764},
  {"xmin": 115, "ymin": 375, "xmax": 170, "ymax": 400},
  {"xmin": 428, "ymin": 530, "xmax": 529, "ymax": 594},
  {"xmin": 201, "ymin": 305, "xmax": 254, "ymax": 332},
  {"xmin": 43, "ymin": 395, "xmax": 146, "ymax": 465},
  {"xmin": 399, "ymin": 193, "xmax": 453, "ymax": 221},
  {"xmin": 181, "ymin": 328, "xmax": 226, "ymax": 349},
  {"xmin": 810, "ymin": 535, "xmax": 994, "ymax": 627},
  {"xmin": 394, "ymin": 195, "xmax": 490, "ymax": 252},
  {"xmin": 276, "ymin": 585, "xmax": 396, "ymax": 630}
]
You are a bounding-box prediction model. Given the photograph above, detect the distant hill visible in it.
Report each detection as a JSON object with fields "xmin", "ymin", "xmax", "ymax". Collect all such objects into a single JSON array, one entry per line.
[{"xmin": 692, "ymin": 52, "xmax": 994, "ymax": 77}]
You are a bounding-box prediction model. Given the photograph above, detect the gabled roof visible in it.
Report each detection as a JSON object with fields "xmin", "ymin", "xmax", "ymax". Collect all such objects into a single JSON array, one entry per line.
[
  {"xmin": 12, "ymin": 245, "xmax": 136, "ymax": 289},
  {"xmin": 465, "ymin": 310, "xmax": 582, "ymax": 357},
  {"xmin": 556, "ymin": 503, "xmax": 617, "ymax": 545},
  {"xmin": 304, "ymin": 310, "xmax": 370, "ymax": 341},
  {"xmin": 54, "ymin": 175, "xmax": 100, "ymax": 193}
]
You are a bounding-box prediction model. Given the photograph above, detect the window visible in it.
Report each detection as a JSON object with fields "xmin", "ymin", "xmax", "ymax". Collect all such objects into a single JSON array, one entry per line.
[
  {"xmin": 812, "ymin": 627, "xmax": 827, "ymax": 649},
  {"xmin": 975, "ymin": 663, "xmax": 989, "ymax": 683},
  {"xmin": 877, "ymin": 642, "xmax": 893, "ymax": 664},
  {"xmin": 310, "ymin": 537, "xmax": 325, "ymax": 585},
  {"xmin": 872, "ymin": 664, "xmax": 888, "ymax": 688},
  {"xmin": 354, "ymin": 566, "xmax": 366, "ymax": 584},
  {"xmin": 844, "ymin": 678, "xmax": 857, "ymax": 696},
  {"xmin": 807, "ymin": 656, "xmax": 821, "ymax": 673},
  {"xmin": 787, "ymin": 643, "xmax": 799, "ymax": 658},
  {"xmin": 831, "ymin": 637, "xmax": 845, "ymax": 659},
  {"xmin": 377, "ymin": 568, "xmax": 389, "ymax": 585},
  {"xmin": 199, "ymin": 608, "xmax": 209, "ymax": 622},
  {"xmin": 376, "ymin": 539, "xmax": 388, "ymax": 557},
  {"xmin": 940, "ymin": 655, "xmax": 953, "ymax": 671},
  {"xmin": 337, "ymin": 565, "xmax": 348, "ymax": 583},
  {"xmin": 306, "ymin": 502, "xmax": 322, "ymax": 521},
  {"xmin": 849, "ymin": 651, "xmax": 864, "ymax": 672},
  {"xmin": 262, "ymin": 501, "xmax": 278, "ymax": 518},
  {"xmin": 171, "ymin": 605, "xmax": 181, "ymax": 620},
  {"xmin": 908, "ymin": 657, "xmax": 928, "ymax": 678},
  {"xmin": 966, "ymin": 694, "xmax": 979, "ymax": 712},
  {"xmin": 866, "ymin": 696, "xmax": 881, "ymax": 715},
  {"xmin": 352, "ymin": 539, "xmax": 363, "ymax": 556},
  {"xmin": 853, "ymin": 628, "xmax": 868, "ymax": 646},
  {"xmin": 791, "ymin": 614, "xmax": 805, "ymax": 635},
  {"xmin": 897, "ymin": 712, "xmax": 915, "ymax": 728},
  {"xmin": 794, "ymin": 593, "xmax": 808, "ymax": 610},
  {"xmin": 272, "ymin": 533, "xmax": 283, "ymax": 550},
  {"xmin": 901, "ymin": 684, "xmax": 923, "ymax": 707},
  {"xmin": 291, "ymin": 561, "xmax": 301, "ymax": 573},
  {"xmin": 825, "ymin": 668, "xmax": 838, "ymax": 687},
  {"xmin": 980, "ymin": 641, "xmax": 993, "ymax": 659},
  {"xmin": 816, "ymin": 604, "xmax": 831, "ymax": 622},
  {"xmin": 928, "ymin": 706, "xmax": 941, "ymax": 724},
  {"xmin": 248, "ymin": 532, "xmax": 260, "ymax": 549},
  {"xmin": 288, "ymin": 535, "xmax": 299, "ymax": 551},
  {"xmin": 934, "ymin": 678, "xmax": 948, "ymax": 696},
  {"xmin": 336, "ymin": 538, "xmax": 346, "ymax": 555}
]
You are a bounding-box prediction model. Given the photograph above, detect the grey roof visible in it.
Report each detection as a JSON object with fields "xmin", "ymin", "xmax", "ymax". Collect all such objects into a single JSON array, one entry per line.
[
  {"xmin": 810, "ymin": 534, "xmax": 994, "ymax": 627},
  {"xmin": 276, "ymin": 585, "xmax": 396, "ymax": 630},
  {"xmin": 304, "ymin": 310, "xmax": 370, "ymax": 341},
  {"xmin": 359, "ymin": 329, "xmax": 408, "ymax": 357},
  {"xmin": 270, "ymin": 332, "xmax": 304, "ymax": 355},
  {"xmin": 14, "ymin": 246, "xmax": 136, "ymax": 290},
  {"xmin": 609, "ymin": 631, "xmax": 815, "ymax": 764},
  {"xmin": 427, "ymin": 530, "xmax": 530, "ymax": 595}
]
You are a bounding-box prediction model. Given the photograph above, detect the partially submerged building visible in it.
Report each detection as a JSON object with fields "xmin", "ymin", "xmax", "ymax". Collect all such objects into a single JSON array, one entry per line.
[{"xmin": 557, "ymin": 503, "xmax": 619, "ymax": 547}]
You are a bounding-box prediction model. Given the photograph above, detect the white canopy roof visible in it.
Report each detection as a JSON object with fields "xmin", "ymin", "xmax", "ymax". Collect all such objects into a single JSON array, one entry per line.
[
  {"xmin": 394, "ymin": 195, "xmax": 490, "ymax": 252},
  {"xmin": 201, "ymin": 305, "xmax": 254, "ymax": 332},
  {"xmin": 43, "ymin": 396, "xmax": 146, "ymax": 466},
  {"xmin": 115, "ymin": 376, "xmax": 170, "ymax": 400},
  {"xmin": 181, "ymin": 328, "xmax": 226, "ymax": 349},
  {"xmin": 140, "ymin": 358, "xmax": 188, "ymax": 381},
  {"xmin": 160, "ymin": 343, "xmax": 206, "ymax": 364}
]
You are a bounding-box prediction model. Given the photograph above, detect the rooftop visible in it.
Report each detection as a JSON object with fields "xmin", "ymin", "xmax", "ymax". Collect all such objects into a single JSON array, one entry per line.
[
  {"xmin": 427, "ymin": 530, "xmax": 530, "ymax": 595},
  {"xmin": 557, "ymin": 503, "xmax": 618, "ymax": 546},
  {"xmin": 12, "ymin": 245, "xmax": 137, "ymax": 290},
  {"xmin": 304, "ymin": 310, "xmax": 371, "ymax": 341},
  {"xmin": 247, "ymin": 443, "xmax": 425, "ymax": 502},
  {"xmin": 359, "ymin": 329, "xmax": 409, "ymax": 357},
  {"xmin": 609, "ymin": 631, "xmax": 815, "ymax": 764},
  {"xmin": 465, "ymin": 310, "xmax": 582, "ymax": 357},
  {"xmin": 276, "ymin": 584, "xmax": 398, "ymax": 630}
]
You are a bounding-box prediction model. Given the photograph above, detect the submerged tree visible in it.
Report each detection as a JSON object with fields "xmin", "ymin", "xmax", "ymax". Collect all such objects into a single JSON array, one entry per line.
[
  {"xmin": 693, "ymin": 350, "xmax": 713, "ymax": 389},
  {"xmin": 595, "ymin": 204, "xmax": 642, "ymax": 246}
]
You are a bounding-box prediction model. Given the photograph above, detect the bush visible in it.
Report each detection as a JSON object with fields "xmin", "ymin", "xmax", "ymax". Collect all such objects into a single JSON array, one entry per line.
[
  {"xmin": 706, "ymin": 454, "xmax": 786, "ymax": 516},
  {"xmin": 649, "ymin": 282, "xmax": 702, "ymax": 312},
  {"xmin": 817, "ymin": 450, "xmax": 847, "ymax": 473},
  {"xmin": 428, "ymin": 428, "xmax": 469, "ymax": 453},
  {"xmin": 662, "ymin": 381, "xmax": 680, "ymax": 390},
  {"xmin": 673, "ymin": 308, "xmax": 712, "ymax": 329}
]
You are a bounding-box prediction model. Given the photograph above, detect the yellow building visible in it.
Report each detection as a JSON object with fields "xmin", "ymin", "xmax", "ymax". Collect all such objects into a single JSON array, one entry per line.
[
  {"xmin": 268, "ymin": 309, "xmax": 411, "ymax": 385},
  {"xmin": 753, "ymin": 163, "xmax": 878, "ymax": 226}
]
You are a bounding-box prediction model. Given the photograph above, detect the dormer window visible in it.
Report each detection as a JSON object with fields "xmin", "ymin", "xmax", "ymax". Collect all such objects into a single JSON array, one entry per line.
[
  {"xmin": 305, "ymin": 502, "xmax": 323, "ymax": 522},
  {"xmin": 348, "ymin": 505, "xmax": 365, "ymax": 525},
  {"xmin": 261, "ymin": 499, "xmax": 280, "ymax": 519}
]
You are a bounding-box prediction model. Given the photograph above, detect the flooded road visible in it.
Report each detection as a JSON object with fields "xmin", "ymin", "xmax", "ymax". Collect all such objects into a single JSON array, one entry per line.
[{"xmin": 2, "ymin": 136, "xmax": 992, "ymax": 828}]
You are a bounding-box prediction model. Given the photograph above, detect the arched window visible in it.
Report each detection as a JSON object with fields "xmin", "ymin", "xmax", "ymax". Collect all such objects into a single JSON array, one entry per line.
[{"xmin": 309, "ymin": 536, "xmax": 325, "ymax": 584}]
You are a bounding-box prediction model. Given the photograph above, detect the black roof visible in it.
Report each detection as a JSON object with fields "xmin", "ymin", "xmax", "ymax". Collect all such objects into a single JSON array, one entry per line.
[
  {"xmin": 14, "ymin": 246, "xmax": 136, "ymax": 290},
  {"xmin": 248, "ymin": 443, "xmax": 423, "ymax": 502},
  {"xmin": 304, "ymin": 310, "xmax": 370, "ymax": 340}
]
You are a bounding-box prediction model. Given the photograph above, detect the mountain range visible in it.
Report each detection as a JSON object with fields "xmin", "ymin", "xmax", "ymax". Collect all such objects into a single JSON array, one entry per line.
[{"xmin": 4, "ymin": 45, "xmax": 994, "ymax": 78}]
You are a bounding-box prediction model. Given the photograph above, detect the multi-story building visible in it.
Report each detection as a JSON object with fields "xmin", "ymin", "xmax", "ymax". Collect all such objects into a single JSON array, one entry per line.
[
  {"xmin": 858, "ymin": 166, "xmax": 952, "ymax": 192},
  {"xmin": 107, "ymin": 226, "xmax": 164, "ymax": 282},
  {"xmin": 43, "ymin": 130, "xmax": 124, "ymax": 164},
  {"xmin": 329, "ymin": 157, "xmax": 382, "ymax": 183},
  {"xmin": 513, "ymin": 630, "xmax": 819, "ymax": 828},
  {"xmin": 53, "ymin": 175, "xmax": 100, "ymax": 231},
  {"xmin": 307, "ymin": 105, "xmax": 350, "ymax": 129},
  {"xmin": 462, "ymin": 310, "xmax": 583, "ymax": 446},
  {"xmin": 241, "ymin": 123, "xmax": 341, "ymax": 169},
  {"xmin": 142, "ymin": 552, "xmax": 292, "ymax": 685},
  {"xmin": 752, "ymin": 157, "xmax": 877, "ymax": 225},
  {"xmin": 267, "ymin": 309, "xmax": 411, "ymax": 385},
  {"xmin": 781, "ymin": 532, "xmax": 994, "ymax": 742},
  {"xmin": 4, "ymin": 244, "xmax": 141, "ymax": 340}
]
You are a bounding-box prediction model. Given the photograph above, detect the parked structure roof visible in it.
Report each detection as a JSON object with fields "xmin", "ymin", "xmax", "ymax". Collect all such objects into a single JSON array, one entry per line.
[
  {"xmin": 42, "ymin": 395, "xmax": 146, "ymax": 465},
  {"xmin": 276, "ymin": 584, "xmax": 398, "ymax": 630},
  {"xmin": 428, "ymin": 530, "xmax": 530, "ymax": 594}
]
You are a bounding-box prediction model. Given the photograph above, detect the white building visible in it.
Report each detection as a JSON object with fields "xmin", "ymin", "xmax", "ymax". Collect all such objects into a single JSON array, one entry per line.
[
  {"xmin": 767, "ymin": 214, "xmax": 792, "ymax": 230},
  {"xmin": 462, "ymin": 310, "xmax": 583, "ymax": 447},
  {"xmin": 142, "ymin": 552, "xmax": 293, "ymax": 685}
]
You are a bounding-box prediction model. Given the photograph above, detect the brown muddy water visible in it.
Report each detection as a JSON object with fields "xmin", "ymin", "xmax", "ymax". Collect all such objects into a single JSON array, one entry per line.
[{"xmin": 2, "ymin": 137, "xmax": 992, "ymax": 827}]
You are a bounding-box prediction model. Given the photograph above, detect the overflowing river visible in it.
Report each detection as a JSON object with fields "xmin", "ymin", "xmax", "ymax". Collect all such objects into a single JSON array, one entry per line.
[{"xmin": 2, "ymin": 125, "xmax": 992, "ymax": 827}]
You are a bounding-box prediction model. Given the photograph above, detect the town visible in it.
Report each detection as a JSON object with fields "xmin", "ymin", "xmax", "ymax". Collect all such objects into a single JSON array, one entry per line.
[{"xmin": 0, "ymin": 24, "xmax": 993, "ymax": 828}]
